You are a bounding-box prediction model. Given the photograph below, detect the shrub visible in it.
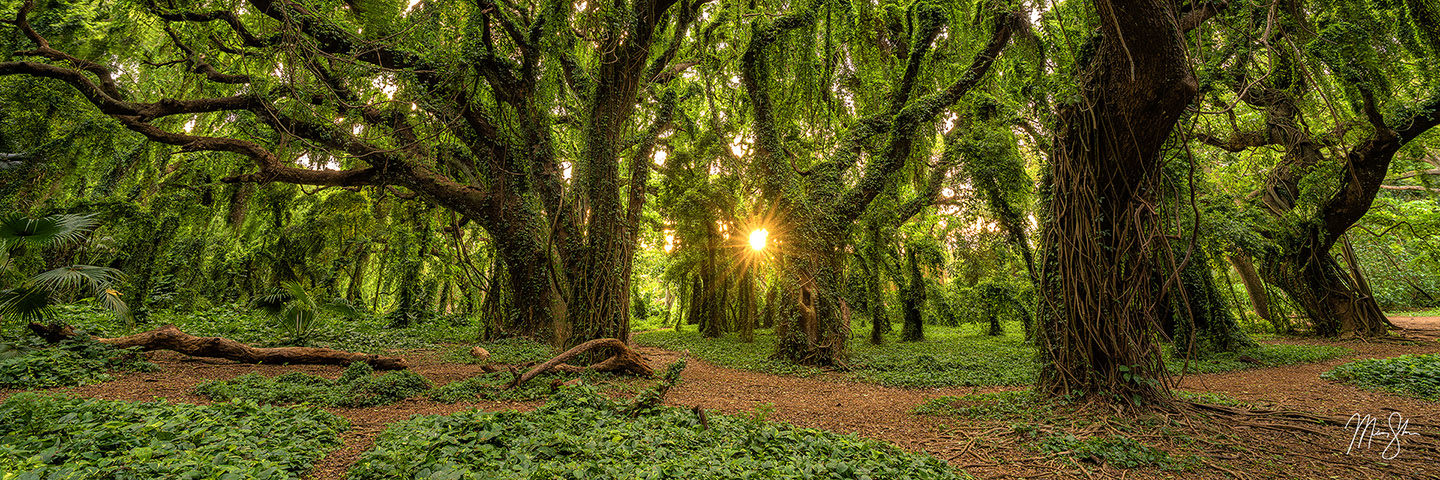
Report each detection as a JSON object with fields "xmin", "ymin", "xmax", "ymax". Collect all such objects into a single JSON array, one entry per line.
[
  {"xmin": 1322, "ymin": 353, "xmax": 1440, "ymax": 400},
  {"xmin": 193, "ymin": 361, "xmax": 432, "ymax": 407},
  {"xmin": 0, "ymin": 335, "xmax": 155, "ymax": 388},
  {"xmin": 351, "ymin": 385, "xmax": 968, "ymax": 480},
  {"xmin": 0, "ymin": 393, "xmax": 347, "ymax": 479}
]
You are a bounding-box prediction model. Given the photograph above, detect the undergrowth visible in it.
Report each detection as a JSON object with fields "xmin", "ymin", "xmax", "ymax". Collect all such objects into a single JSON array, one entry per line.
[
  {"xmin": 348, "ymin": 384, "xmax": 969, "ymax": 480},
  {"xmin": 0, "ymin": 334, "xmax": 155, "ymax": 388},
  {"xmin": 1322, "ymin": 353, "xmax": 1440, "ymax": 400},
  {"xmin": 440, "ymin": 337, "xmax": 555, "ymax": 365},
  {"xmin": 639, "ymin": 322, "xmax": 1346, "ymax": 388},
  {"xmin": 193, "ymin": 362, "xmax": 431, "ymax": 408},
  {"xmin": 0, "ymin": 393, "xmax": 347, "ymax": 479},
  {"xmin": 1165, "ymin": 344, "xmax": 1352, "ymax": 375},
  {"xmin": 1037, "ymin": 433, "xmax": 1195, "ymax": 471}
]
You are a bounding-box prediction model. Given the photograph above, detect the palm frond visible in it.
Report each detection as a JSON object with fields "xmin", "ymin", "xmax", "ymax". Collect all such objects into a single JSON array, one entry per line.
[
  {"xmin": 30, "ymin": 265, "xmax": 124, "ymax": 296},
  {"xmin": 322, "ymin": 298, "xmax": 366, "ymax": 319},
  {"xmin": 0, "ymin": 285, "xmax": 54, "ymax": 324},
  {"xmin": 0, "ymin": 213, "xmax": 100, "ymax": 250},
  {"xmin": 280, "ymin": 280, "xmax": 317, "ymax": 311},
  {"xmin": 96, "ymin": 287, "xmax": 132, "ymax": 328}
]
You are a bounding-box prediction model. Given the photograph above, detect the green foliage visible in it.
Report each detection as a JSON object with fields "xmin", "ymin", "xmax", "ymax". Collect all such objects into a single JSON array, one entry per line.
[
  {"xmin": 643, "ymin": 322, "xmax": 1349, "ymax": 388},
  {"xmin": 0, "ymin": 212, "xmax": 128, "ymax": 327},
  {"xmin": 253, "ymin": 280, "xmax": 367, "ymax": 344},
  {"xmin": 0, "ymin": 393, "xmax": 347, "ymax": 479},
  {"xmin": 1164, "ymin": 344, "xmax": 1352, "ymax": 375},
  {"xmin": 635, "ymin": 328, "xmax": 826, "ymax": 378},
  {"xmin": 1322, "ymin": 353, "xmax": 1440, "ymax": 400},
  {"xmin": 440, "ymin": 337, "xmax": 555, "ymax": 365},
  {"xmin": 51, "ymin": 303, "xmax": 441, "ymax": 353},
  {"xmin": 426, "ymin": 371, "xmax": 568, "ymax": 403},
  {"xmin": 1038, "ymin": 434, "xmax": 1193, "ymax": 471},
  {"xmin": 1172, "ymin": 390, "xmax": 1255, "ymax": 407},
  {"xmin": 848, "ymin": 323, "xmax": 1039, "ymax": 387},
  {"xmin": 349, "ymin": 386, "xmax": 970, "ymax": 480},
  {"xmin": 192, "ymin": 361, "xmax": 432, "ymax": 408},
  {"xmin": 0, "ymin": 335, "xmax": 154, "ymax": 388}
]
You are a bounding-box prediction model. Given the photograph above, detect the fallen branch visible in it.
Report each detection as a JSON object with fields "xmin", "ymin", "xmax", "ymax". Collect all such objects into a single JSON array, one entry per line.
[
  {"xmin": 505, "ymin": 338, "xmax": 653, "ymax": 389},
  {"xmin": 30, "ymin": 323, "xmax": 408, "ymax": 370}
]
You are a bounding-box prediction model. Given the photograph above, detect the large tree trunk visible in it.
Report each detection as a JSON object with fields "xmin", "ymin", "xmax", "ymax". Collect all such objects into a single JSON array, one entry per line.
[
  {"xmin": 1262, "ymin": 246, "xmax": 1390, "ymax": 337},
  {"xmin": 33, "ymin": 323, "xmax": 408, "ymax": 369},
  {"xmin": 1037, "ymin": 0, "xmax": 1199, "ymax": 404}
]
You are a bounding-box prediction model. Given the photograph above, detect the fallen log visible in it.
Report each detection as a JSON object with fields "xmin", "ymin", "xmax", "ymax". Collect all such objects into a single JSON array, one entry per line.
[
  {"xmin": 505, "ymin": 338, "xmax": 652, "ymax": 389},
  {"xmin": 29, "ymin": 323, "xmax": 408, "ymax": 370}
]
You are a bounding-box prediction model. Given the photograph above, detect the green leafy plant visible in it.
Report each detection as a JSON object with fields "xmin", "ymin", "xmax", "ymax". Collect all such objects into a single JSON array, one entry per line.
[
  {"xmin": 253, "ymin": 280, "xmax": 364, "ymax": 344},
  {"xmin": 193, "ymin": 361, "xmax": 432, "ymax": 407},
  {"xmin": 0, "ymin": 334, "xmax": 155, "ymax": 388},
  {"xmin": 0, "ymin": 213, "xmax": 128, "ymax": 328},
  {"xmin": 1322, "ymin": 353, "xmax": 1440, "ymax": 400},
  {"xmin": 1038, "ymin": 434, "xmax": 1192, "ymax": 470},
  {"xmin": 426, "ymin": 371, "xmax": 569, "ymax": 403},
  {"xmin": 349, "ymin": 385, "xmax": 969, "ymax": 480},
  {"xmin": 0, "ymin": 393, "xmax": 347, "ymax": 479}
]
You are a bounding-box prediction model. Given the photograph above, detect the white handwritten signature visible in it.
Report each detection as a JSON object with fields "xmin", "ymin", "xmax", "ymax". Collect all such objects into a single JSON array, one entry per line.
[{"xmin": 1345, "ymin": 412, "xmax": 1421, "ymax": 459}]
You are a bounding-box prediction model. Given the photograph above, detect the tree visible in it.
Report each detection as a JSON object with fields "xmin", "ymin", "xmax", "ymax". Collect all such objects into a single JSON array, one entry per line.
[
  {"xmin": 1034, "ymin": 0, "xmax": 1217, "ymax": 404},
  {"xmin": 741, "ymin": 0, "xmax": 1019, "ymax": 365},
  {"xmin": 0, "ymin": 0, "xmax": 701, "ymax": 348},
  {"xmin": 1191, "ymin": 3, "xmax": 1440, "ymax": 337}
]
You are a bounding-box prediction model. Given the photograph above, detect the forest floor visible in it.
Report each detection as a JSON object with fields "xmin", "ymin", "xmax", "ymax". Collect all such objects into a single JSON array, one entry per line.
[{"xmin": 4, "ymin": 317, "xmax": 1438, "ymax": 480}]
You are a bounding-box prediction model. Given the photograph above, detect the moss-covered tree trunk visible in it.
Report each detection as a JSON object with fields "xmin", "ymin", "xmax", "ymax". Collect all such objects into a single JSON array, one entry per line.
[
  {"xmin": 900, "ymin": 248, "xmax": 925, "ymax": 342},
  {"xmin": 1169, "ymin": 251, "xmax": 1257, "ymax": 358},
  {"xmin": 1037, "ymin": 0, "xmax": 1201, "ymax": 404}
]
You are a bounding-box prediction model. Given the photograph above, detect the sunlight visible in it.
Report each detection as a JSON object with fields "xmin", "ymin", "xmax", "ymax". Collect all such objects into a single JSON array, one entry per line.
[{"xmin": 749, "ymin": 228, "xmax": 768, "ymax": 251}]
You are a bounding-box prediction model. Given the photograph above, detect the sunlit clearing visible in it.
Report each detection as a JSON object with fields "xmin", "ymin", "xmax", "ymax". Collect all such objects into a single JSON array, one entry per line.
[{"xmin": 749, "ymin": 228, "xmax": 768, "ymax": 251}]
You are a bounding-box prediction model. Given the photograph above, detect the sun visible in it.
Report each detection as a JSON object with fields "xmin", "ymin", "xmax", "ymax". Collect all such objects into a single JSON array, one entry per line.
[{"xmin": 749, "ymin": 228, "xmax": 769, "ymax": 251}]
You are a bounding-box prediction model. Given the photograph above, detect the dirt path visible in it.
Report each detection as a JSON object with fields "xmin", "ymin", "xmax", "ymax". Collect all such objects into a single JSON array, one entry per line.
[{"xmin": 4, "ymin": 318, "xmax": 1437, "ymax": 479}]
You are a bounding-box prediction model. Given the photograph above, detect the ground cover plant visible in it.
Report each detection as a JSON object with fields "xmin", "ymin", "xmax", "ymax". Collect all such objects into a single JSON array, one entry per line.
[
  {"xmin": 53, "ymin": 303, "xmax": 445, "ymax": 353},
  {"xmin": 348, "ymin": 385, "xmax": 969, "ymax": 480},
  {"xmin": 0, "ymin": 334, "xmax": 154, "ymax": 388},
  {"xmin": 639, "ymin": 322, "xmax": 1354, "ymax": 388},
  {"xmin": 1322, "ymin": 353, "xmax": 1440, "ymax": 400},
  {"xmin": 193, "ymin": 361, "xmax": 431, "ymax": 408},
  {"xmin": 0, "ymin": 393, "xmax": 347, "ymax": 479}
]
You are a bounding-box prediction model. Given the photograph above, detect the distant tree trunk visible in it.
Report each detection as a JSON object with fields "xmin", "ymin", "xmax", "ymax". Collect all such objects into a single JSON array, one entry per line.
[
  {"xmin": 861, "ymin": 259, "xmax": 888, "ymax": 345},
  {"xmin": 700, "ymin": 222, "xmax": 723, "ymax": 338},
  {"xmin": 1037, "ymin": 0, "xmax": 1201, "ymax": 404},
  {"xmin": 1227, "ymin": 253, "xmax": 1276, "ymax": 328},
  {"xmin": 738, "ymin": 267, "xmax": 756, "ymax": 343},
  {"xmin": 347, "ymin": 245, "xmax": 370, "ymax": 306},
  {"xmin": 760, "ymin": 281, "xmax": 778, "ymax": 329},
  {"xmin": 900, "ymin": 248, "xmax": 925, "ymax": 342},
  {"xmin": 1170, "ymin": 251, "xmax": 1258, "ymax": 358}
]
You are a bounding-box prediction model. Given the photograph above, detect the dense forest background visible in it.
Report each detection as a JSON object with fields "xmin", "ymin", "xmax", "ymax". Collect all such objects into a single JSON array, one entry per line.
[{"xmin": 2, "ymin": 0, "xmax": 1439, "ymax": 403}]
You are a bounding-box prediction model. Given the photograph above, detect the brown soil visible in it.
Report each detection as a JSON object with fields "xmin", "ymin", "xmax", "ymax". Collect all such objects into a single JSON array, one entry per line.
[{"xmin": 3, "ymin": 318, "xmax": 1437, "ymax": 480}]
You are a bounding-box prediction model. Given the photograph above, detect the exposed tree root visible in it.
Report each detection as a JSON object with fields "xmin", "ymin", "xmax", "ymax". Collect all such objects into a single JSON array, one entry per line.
[
  {"xmin": 504, "ymin": 338, "xmax": 654, "ymax": 389},
  {"xmin": 30, "ymin": 322, "xmax": 409, "ymax": 370}
]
